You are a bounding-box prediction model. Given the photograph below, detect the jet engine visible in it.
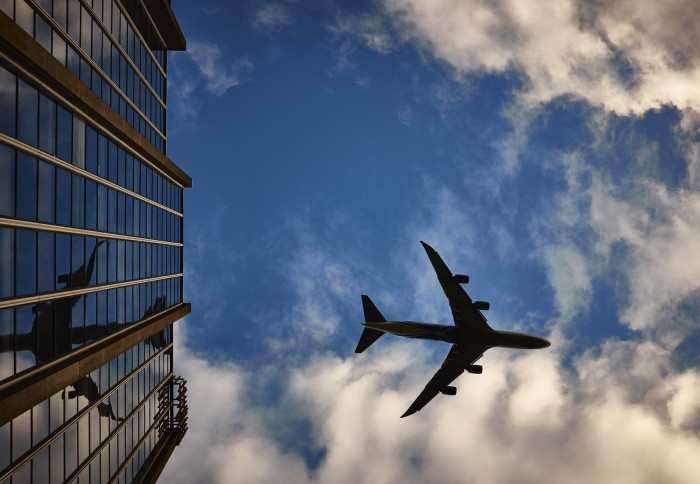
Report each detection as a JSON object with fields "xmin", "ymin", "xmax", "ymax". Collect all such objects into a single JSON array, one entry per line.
[
  {"xmin": 472, "ymin": 300, "xmax": 490, "ymax": 311},
  {"xmin": 440, "ymin": 386, "xmax": 457, "ymax": 396},
  {"xmin": 453, "ymin": 274, "xmax": 469, "ymax": 284},
  {"xmin": 467, "ymin": 365, "xmax": 483, "ymax": 374}
]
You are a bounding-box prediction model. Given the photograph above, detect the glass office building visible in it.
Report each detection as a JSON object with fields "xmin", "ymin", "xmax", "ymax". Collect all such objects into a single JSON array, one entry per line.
[{"xmin": 0, "ymin": 1, "xmax": 191, "ymax": 482}]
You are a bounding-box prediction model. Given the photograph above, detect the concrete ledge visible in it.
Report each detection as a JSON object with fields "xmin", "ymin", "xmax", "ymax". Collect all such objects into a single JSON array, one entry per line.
[{"xmin": 0, "ymin": 303, "xmax": 191, "ymax": 427}]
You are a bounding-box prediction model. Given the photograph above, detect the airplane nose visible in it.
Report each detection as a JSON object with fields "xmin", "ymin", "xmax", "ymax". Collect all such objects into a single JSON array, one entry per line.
[{"xmin": 541, "ymin": 338, "xmax": 551, "ymax": 348}]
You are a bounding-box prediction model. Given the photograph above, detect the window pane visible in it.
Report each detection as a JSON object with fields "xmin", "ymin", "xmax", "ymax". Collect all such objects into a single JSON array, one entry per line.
[
  {"xmin": 0, "ymin": 227, "xmax": 14, "ymax": 298},
  {"xmin": 16, "ymin": 229, "xmax": 37, "ymax": 296},
  {"xmin": 56, "ymin": 233, "xmax": 70, "ymax": 291},
  {"xmin": 0, "ymin": 144, "xmax": 14, "ymax": 217},
  {"xmin": 72, "ymin": 116, "xmax": 86, "ymax": 168},
  {"xmin": 0, "ymin": 64, "xmax": 16, "ymax": 137},
  {"xmin": 72, "ymin": 173, "xmax": 85, "ymax": 228},
  {"xmin": 71, "ymin": 235, "xmax": 84, "ymax": 288},
  {"xmin": 16, "ymin": 152, "xmax": 37, "ymax": 220},
  {"xmin": 18, "ymin": 78, "xmax": 39, "ymax": 147},
  {"xmin": 57, "ymin": 105, "xmax": 72, "ymax": 161},
  {"xmin": 38, "ymin": 160, "xmax": 56, "ymax": 223},
  {"xmin": 37, "ymin": 231, "xmax": 55, "ymax": 293},
  {"xmin": 85, "ymin": 179, "xmax": 97, "ymax": 230},
  {"xmin": 86, "ymin": 125, "xmax": 97, "ymax": 174},
  {"xmin": 56, "ymin": 167, "xmax": 71, "ymax": 226},
  {"xmin": 39, "ymin": 94, "xmax": 57, "ymax": 155}
]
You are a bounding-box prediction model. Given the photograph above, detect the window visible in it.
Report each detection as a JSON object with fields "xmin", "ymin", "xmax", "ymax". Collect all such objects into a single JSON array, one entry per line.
[
  {"xmin": 0, "ymin": 228, "xmax": 14, "ymax": 298},
  {"xmin": 15, "ymin": 230, "xmax": 36, "ymax": 296},
  {"xmin": 0, "ymin": 64, "xmax": 16, "ymax": 137},
  {"xmin": 37, "ymin": 160, "xmax": 56, "ymax": 223},
  {"xmin": 0, "ymin": 144, "xmax": 15, "ymax": 217},
  {"xmin": 39, "ymin": 94, "xmax": 56, "ymax": 155},
  {"xmin": 17, "ymin": 78, "xmax": 38, "ymax": 147},
  {"xmin": 16, "ymin": 153, "xmax": 37, "ymax": 221},
  {"xmin": 37, "ymin": 231, "xmax": 55, "ymax": 294}
]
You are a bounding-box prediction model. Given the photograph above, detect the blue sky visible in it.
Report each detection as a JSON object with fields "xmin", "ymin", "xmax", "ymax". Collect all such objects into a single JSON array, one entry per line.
[{"xmin": 161, "ymin": 1, "xmax": 700, "ymax": 483}]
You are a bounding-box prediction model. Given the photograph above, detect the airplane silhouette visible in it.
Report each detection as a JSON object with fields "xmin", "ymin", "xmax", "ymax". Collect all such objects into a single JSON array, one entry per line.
[{"xmin": 356, "ymin": 241, "xmax": 551, "ymax": 418}]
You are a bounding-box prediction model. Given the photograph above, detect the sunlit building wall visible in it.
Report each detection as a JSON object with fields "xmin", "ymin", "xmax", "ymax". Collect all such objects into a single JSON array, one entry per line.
[{"xmin": 0, "ymin": 1, "xmax": 191, "ymax": 482}]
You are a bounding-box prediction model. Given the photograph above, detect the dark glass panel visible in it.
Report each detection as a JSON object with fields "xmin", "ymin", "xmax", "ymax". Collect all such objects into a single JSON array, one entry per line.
[
  {"xmin": 97, "ymin": 183, "xmax": 107, "ymax": 231},
  {"xmin": 107, "ymin": 238, "xmax": 116, "ymax": 283},
  {"xmin": 15, "ymin": 230, "xmax": 36, "ymax": 296},
  {"xmin": 36, "ymin": 13, "xmax": 52, "ymax": 52},
  {"xmin": 117, "ymin": 239, "xmax": 125, "ymax": 282},
  {"xmin": 97, "ymin": 132, "xmax": 107, "ymax": 178},
  {"xmin": 80, "ymin": 4, "xmax": 91, "ymax": 53},
  {"xmin": 86, "ymin": 126, "xmax": 97, "ymax": 174},
  {"xmin": 107, "ymin": 288, "xmax": 116, "ymax": 328},
  {"xmin": 18, "ymin": 78, "xmax": 39, "ymax": 147},
  {"xmin": 71, "ymin": 296, "xmax": 85, "ymax": 349},
  {"xmin": 72, "ymin": 173, "xmax": 85, "ymax": 228},
  {"xmin": 15, "ymin": 305, "xmax": 36, "ymax": 372},
  {"xmin": 52, "ymin": 31, "xmax": 67, "ymax": 66},
  {"xmin": 56, "ymin": 105, "xmax": 72, "ymax": 161},
  {"xmin": 71, "ymin": 235, "xmax": 84, "ymax": 287},
  {"xmin": 0, "ymin": 308, "xmax": 14, "ymax": 380},
  {"xmin": 85, "ymin": 237, "xmax": 98, "ymax": 286},
  {"xmin": 86, "ymin": 179, "xmax": 97, "ymax": 230},
  {"xmin": 117, "ymin": 192, "xmax": 125, "ymax": 234},
  {"xmin": 39, "ymin": 94, "xmax": 57, "ymax": 155},
  {"xmin": 97, "ymin": 235, "xmax": 107, "ymax": 285},
  {"xmin": 125, "ymin": 196, "xmax": 133, "ymax": 236},
  {"xmin": 54, "ymin": 0, "xmax": 68, "ymax": 29},
  {"xmin": 0, "ymin": 227, "xmax": 13, "ymax": 298},
  {"xmin": 38, "ymin": 160, "xmax": 56, "ymax": 223},
  {"xmin": 117, "ymin": 287, "xmax": 125, "ymax": 324},
  {"xmin": 92, "ymin": 18, "xmax": 102, "ymax": 65},
  {"xmin": 85, "ymin": 292, "xmax": 96, "ymax": 343},
  {"xmin": 16, "ymin": 152, "xmax": 37, "ymax": 220},
  {"xmin": 56, "ymin": 233, "xmax": 70, "ymax": 291},
  {"xmin": 118, "ymin": 146, "xmax": 126, "ymax": 186},
  {"xmin": 67, "ymin": 0, "xmax": 80, "ymax": 40},
  {"xmin": 67, "ymin": 45, "xmax": 80, "ymax": 78},
  {"xmin": 0, "ymin": 144, "xmax": 14, "ymax": 217},
  {"xmin": 56, "ymin": 166, "xmax": 71, "ymax": 226},
  {"xmin": 37, "ymin": 231, "xmax": 55, "ymax": 293},
  {"xmin": 108, "ymin": 141, "xmax": 118, "ymax": 183},
  {"xmin": 0, "ymin": 64, "xmax": 16, "ymax": 137},
  {"xmin": 14, "ymin": 0, "xmax": 33, "ymax": 35},
  {"xmin": 108, "ymin": 188, "xmax": 117, "ymax": 233}
]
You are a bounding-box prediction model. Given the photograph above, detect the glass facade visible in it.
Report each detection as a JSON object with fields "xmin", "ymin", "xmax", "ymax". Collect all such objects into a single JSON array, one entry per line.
[
  {"xmin": 0, "ymin": 0, "xmax": 168, "ymax": 152},
  {"xmin": 0, "ymin": 0, "xmax": 189, "ymax": 481},
  {"xmin": 0, "ymin": 332, "xmax": 174, "ymax": 483}
]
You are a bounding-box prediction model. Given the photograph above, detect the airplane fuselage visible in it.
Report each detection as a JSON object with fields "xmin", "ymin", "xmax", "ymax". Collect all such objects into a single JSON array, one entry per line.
[{"xmin": 362, "ymin": 321, "xmax": 550, "ymax": 350}]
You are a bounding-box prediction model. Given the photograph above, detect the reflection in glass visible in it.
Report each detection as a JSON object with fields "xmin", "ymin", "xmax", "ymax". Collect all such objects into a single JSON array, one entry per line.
[
  {"xmin": 72, "ymin": 116, "xmax": 86, "ymax": 168},
  {"xmin": 16, "ymin": 152, "xmax": 37, "ymax": 220},
  {"xmin": 15, "ymin": 230, "xmax": 36, "ymax": 296},
  {"xmin": 56, "ymin": 165, "xmax": 71, "ymax": 226},
  {"xmin": 39, "ymin": 94, "xmax": 56, "ymax": 155},
  {"xmin": 38, "ymin": 160, "xmax": 56, "ymax": 223},
  {"xmin": 0, "ymin": 228, "xmax": 13, "ymax": 298},
  {"xmin": 0, "ymin": 64, "xmax": 16, "ymax": 137},
  {"xmin": 17, "ymin": 78, "xmax": 38, "ymax": 147},
  {"xmin": 0, "ymin": 144, "xmax": 15, "ymax": 217},
  {"xmin": 72, "ymin": 173, "xmax": 85, "ymax": 228},
  {"xmin": 38, "ymin": 231, "xmax": 55, "ymax": 293}
]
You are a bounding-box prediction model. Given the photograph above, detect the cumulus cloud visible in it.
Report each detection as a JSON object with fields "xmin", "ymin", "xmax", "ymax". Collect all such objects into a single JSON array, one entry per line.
[
  {"xmin": 188, "ymin": 40, "xmax": 253, "ymax": 96},
  {"xmin": 164, "ymin": 320, "xmax": 700, "ymax": 484},
  {"xmin": 382, "ymin": 0, "xmax": 700, "ymax": 114}
]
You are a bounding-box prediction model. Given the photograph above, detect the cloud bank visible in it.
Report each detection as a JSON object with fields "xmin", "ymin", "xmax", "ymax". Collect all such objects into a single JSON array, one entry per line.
[{"xmin": 383, "ymin": 0, "xmax": 700, "ymax": 114}]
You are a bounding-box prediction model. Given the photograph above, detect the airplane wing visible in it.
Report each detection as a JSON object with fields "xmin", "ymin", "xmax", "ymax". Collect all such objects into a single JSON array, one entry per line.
[
  {"xmin": 401, "ymin": 344, "xmax": 487, "ymax": 418},
  {"xmin": 421, "ymin": 241, "xmax": 492, "ymax": 331}
]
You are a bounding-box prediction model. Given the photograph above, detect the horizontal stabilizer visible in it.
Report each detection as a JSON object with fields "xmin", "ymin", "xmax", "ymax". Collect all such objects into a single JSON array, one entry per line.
[
  {"xmin": 355, "ymin": 295, "xmax": 386, "ymax": 353},
  {"xmin": 355, "ymin": 327, "xmax": 384, "ymax": 353}
]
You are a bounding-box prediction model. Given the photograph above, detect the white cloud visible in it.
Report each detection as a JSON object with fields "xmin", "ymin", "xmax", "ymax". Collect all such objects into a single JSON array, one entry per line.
[
  {"xmin": 188, "ymin": 40, "xmax": 253, "ymax": 96},
  {"xmin": 382, "ymin": 0, "xmax": 700, "ymax": 114},
  {"xmin": 253, "ymin": 3, "xmax": 296, "ymax": 33}
]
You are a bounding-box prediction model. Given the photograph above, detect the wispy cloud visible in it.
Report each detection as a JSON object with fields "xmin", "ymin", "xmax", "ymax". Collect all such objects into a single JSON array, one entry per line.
[
  {"xmin": 169, "ymin": 39, "xmax": 253, "ymax": 128},
  {"xmin": 252, "ymin": 3, "xmax": 296, "ymax": 33}
]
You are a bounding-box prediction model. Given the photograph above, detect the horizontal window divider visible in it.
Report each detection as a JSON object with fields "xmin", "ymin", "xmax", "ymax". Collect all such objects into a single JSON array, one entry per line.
[
  {"xmin": 0, "ymin": 132, "xmax": 183, "ymax": 217},
  {"xmin": 0, "ymin": 272, "xmax": 183, "ymax": 310},
  {"xmin": 0, "ymin": 216, "xmax": 182, "ymax": 247},
  {"xmin": 0, "ymin": 346, "xmax": 173, "ymax": 482}
]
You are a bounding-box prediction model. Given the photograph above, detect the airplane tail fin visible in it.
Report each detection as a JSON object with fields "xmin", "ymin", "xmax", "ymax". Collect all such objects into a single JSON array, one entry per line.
[{"xmin": 355, "ymin": 295, "xmax": 386, "ymax": 353}]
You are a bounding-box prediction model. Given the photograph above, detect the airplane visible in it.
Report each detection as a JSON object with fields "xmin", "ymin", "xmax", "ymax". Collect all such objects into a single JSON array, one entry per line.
[{"xmin": 355, "ymin": 241, "xmax": 551, "ymax": 418}]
